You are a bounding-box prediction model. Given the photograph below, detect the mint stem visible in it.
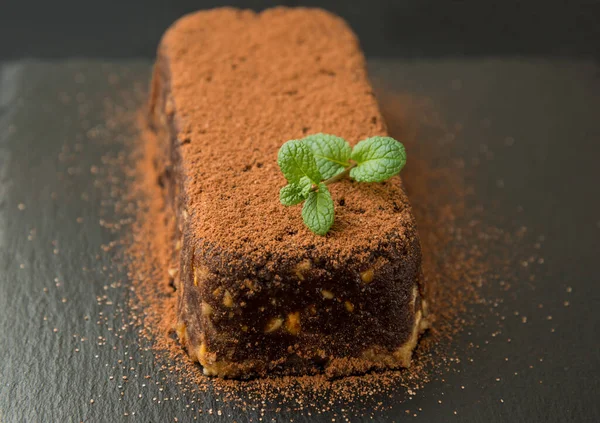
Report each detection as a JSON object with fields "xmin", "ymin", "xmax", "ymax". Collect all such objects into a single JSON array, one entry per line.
[{"xmin": 312, "ymin": 163, "xmax": 356, "ymax": 191}]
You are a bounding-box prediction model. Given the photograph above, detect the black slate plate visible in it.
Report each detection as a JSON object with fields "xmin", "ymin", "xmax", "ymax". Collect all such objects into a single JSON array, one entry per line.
[{"xmin": 0, "ymin": 59, "xmax": 599, "ymax": 422}]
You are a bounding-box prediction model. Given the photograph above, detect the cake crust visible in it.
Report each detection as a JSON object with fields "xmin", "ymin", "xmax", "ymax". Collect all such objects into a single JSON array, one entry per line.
[{"xmin": 149, "ymin": 7, "xmax": 428, "ymax": 378}]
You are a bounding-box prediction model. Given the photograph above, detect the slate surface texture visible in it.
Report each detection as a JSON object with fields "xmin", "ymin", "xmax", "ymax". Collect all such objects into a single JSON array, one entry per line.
[
  {"xmin": 0, "ymin": 3, "xmax": 599, "ymax": 420},
  {"xmin": 0, "ymin": 58, "xmax": 599, "ymax": 422}
]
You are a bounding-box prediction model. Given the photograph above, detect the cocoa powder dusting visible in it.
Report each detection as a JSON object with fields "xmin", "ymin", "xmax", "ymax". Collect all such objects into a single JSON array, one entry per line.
[{"xmin": 152, "ymin": 8, "xmax": 417, "ymax": 269}]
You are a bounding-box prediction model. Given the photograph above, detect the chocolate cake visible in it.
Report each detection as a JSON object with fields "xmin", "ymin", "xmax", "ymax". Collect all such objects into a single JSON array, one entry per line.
[{"xmin": 148, "ymin": 7, "xmax": 429, "ymax": 378}]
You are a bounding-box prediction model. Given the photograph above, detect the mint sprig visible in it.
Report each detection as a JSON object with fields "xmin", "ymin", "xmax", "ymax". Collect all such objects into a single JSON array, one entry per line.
[
  {"xmin": 302, "ymin": 183, "xmax": 334, "ymax": 236},
  {"xmin": 350, "ymin": 136, "xmax": 407, "ymax": 183},
  {"xmin": 280, "ymin": 176, "xmax": 312, "ymax": 206},
  {"xmin": 278, "ymin": 133, "xmax": 407, "ymax": 235},
  {"xmin": 303, "ymin": 134, "xmax": 352, "ymax": 179},
  {"xmin": 277, "ymin": 140, "xmax": 322, "ymax": 185}
]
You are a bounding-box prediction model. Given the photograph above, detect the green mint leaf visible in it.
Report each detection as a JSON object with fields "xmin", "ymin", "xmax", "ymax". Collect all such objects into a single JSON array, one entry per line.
[
  {"xmin": 302, "ymin": 133, "xmax": 352, "ymax": 180},
  {"xmin": 350, "ymin": 136, "xmax": 407, "ymax": 183},
  {"xmin": 279, "ymin": 177, "xmax": 312, "ymax": 206},
  {"xmin": 278, "ymin": 140, "xmax": 322, "ymax": 185},
  {"xmin": 301, "ymin": 183, "xmax": 334, "ymax": 236}
]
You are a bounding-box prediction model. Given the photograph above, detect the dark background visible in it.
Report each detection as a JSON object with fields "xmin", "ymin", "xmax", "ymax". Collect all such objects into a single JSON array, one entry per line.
[
  {"xmin": 1, "ymin": 0, "xmax": 600, "ymax": 60},
  {"xmin": 1, "ymin": 1, "xmax": 600, "ymax": 422}
]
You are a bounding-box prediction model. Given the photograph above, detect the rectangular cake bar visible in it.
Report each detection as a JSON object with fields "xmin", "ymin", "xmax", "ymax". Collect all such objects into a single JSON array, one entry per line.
[{"xmin": 148, "ymin": 7, "xmax": 429, "ymax": 378}]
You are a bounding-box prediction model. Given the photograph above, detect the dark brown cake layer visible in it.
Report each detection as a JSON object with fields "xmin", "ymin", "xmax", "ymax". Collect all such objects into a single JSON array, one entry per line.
[{"xmin": 148, "ymin": 7, "xmax": 429, "ymax": 378}]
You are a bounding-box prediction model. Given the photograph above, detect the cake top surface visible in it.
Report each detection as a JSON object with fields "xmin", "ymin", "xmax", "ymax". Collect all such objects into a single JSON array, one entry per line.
[{"xmin": 157, "ymin": 7, "xmax": 418, "ymax": 266}]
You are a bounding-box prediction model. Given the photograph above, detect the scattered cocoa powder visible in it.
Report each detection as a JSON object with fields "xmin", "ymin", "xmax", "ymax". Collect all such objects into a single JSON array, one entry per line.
[
  {"xmin": 35, "ymin": 61, "xmax": 554, "ymax": 420},
  {"xmin": 118, "ymin": 87, "xmax": 501, "ymax": 416},
  {"xmin": 53, "ymin": 55, "xmax": 546, "ymax": 419}
]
